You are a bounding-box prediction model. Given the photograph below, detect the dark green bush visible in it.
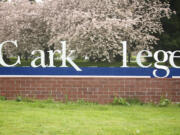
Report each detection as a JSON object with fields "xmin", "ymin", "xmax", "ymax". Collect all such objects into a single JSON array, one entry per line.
[
  {"xmin": 22, "ymin": 98, "xmax": 34, "ymax": 103},
  {"xmin": 16, "ymin": 96, "xmax": 22, "ymax": 102},
  {"xmin": 76, "ymin": 99, "xmax": 87, "ymax": 104},
  {"xmin": 44, "ymin": 98, "xmax": 54, "ymax": 103},
  {"xmin": 159, "ymin": 97, "xmax": 171, "ymax": 107},
  {"xmin": 113, "ymin": 97, "xmax": 130, "ymax": 106},
  {"xmin": 0, "ymin": 96, "xmax": 7, "ymax": 101},
  {"xmin": 76, "ymin": 99, "xmax": 98, "ymax": 105},
  {"xmin": 127, "ymin": 98, "xmax": 144, "ymax": 105}
]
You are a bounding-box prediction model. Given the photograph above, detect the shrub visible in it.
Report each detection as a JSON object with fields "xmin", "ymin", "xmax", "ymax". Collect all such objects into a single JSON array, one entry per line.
[
  {"xmin": 22, "ymin": 97, "xmax": 34, "ymax": 103},
  {"xmin": 113, "ymin": 97, "xmax": 130, "ymax": 106},
  {"xmin": 159, "ymin": 97, "xmax": 171, "ymax": 107},
  {"xmin": 16, "ymin": 96, "xmax": 35, "ymax": 102},
  {"xmin": 44, "ymin": 98, "xmax": 54, "ymax": 103},
  {"xmin": 76, "ymin": 99, "xmax": 98, "ymax": 105},
  {"xmin": 127, "ymin": 98, "xmax": 144, "ymax": 105},
  {"xmin": 0, "ymin": 96, "xmax": 7, "ymax": 101},
  {"xmin": 65, "ymin": 95, "xmax": 69, "ymax": 103},
  {"xmin": 16, "ymin": 96, "xmax": 22, "ymax": 102},
  {"xmin": 76, "ymin": 99, "xmax": 87, "ymax": 104}
]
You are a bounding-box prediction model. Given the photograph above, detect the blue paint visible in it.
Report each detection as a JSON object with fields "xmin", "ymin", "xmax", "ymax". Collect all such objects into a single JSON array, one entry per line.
[{"xmin": 0, "ymin": 67, "xmax": 179, "ymax": 78}]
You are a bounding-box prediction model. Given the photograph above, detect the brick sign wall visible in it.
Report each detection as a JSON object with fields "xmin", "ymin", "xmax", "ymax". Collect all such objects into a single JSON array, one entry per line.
[{"xmin": 0, "ymin": 77, "xmax": 180, "ymax": 104}]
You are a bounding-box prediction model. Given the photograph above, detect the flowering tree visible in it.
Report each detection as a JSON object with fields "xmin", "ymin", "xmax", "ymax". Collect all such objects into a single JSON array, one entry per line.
[
  {"xmin": 0, "ymin": 0, "xmax": 51, "ymax": 61},
  {"xmin": 0, "ymin": 0, "xmax": 172, "ymax": 63}
]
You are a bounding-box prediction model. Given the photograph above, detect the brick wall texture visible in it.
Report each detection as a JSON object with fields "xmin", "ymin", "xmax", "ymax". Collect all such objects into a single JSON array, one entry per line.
[{"xmin": 0, "ymin": 77, "xmax": 180, "ymax": 104}]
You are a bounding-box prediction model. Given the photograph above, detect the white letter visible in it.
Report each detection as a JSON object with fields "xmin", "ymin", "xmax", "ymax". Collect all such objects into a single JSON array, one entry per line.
[
  {"xmin": 169, "ymin": 50, "xmax": 180, "ymax": 68},
  {"xmin": 0, "ymin": 40, "xmax": 21, "ymax": 67},
  {"xmin": 31, "ymin": 50, "xmax": 46, "ymax": 68},
  {"xmin": 60, "ymin": 41, "xmax": 82, "ymax": 71},
  {"xmin": 121, "ymin": 41, "xmax": 128, "ymax": 67},
  {"xmin": 136, "ymin": 50, "xmax": 152, "ymax": 68},
  {"xmin": 66, "ymin": 50, "xmax": 82, "ymax": 71},
  {"xmin": 153, "ymin": 50, "xmax": 170, "ymax": 78},
  {"xmin": 48, "ymin": 50, "xmax": 61, "ymax": 67}
]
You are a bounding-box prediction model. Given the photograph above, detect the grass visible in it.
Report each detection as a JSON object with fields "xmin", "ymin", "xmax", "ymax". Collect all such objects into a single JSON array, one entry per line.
[{"xmin": 0, "ymin": 100, "xmax": 180, "ymax": 135}]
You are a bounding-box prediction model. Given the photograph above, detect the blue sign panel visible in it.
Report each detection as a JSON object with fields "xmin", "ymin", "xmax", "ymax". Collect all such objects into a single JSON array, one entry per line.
[{"xmin": 0, "ymin": 67, "xmax": 179, "ymax": 78}]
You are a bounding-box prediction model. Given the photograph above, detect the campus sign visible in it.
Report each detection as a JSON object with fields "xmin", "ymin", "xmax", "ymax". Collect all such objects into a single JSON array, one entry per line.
[{"xmin": 0, "ymin": 40, "xmax": 180, "ymax": 78}]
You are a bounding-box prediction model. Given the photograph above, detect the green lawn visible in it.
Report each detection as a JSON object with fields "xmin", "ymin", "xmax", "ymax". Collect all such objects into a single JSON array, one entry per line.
[{"xmin": 0, "ymin": 100, "xmax": 180, "ymax": 135}]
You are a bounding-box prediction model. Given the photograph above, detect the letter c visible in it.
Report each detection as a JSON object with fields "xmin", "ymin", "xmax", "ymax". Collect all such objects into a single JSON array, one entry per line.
[{"xmin": 0, "ymin": 40, "xmax": 21, "ymax": 67}]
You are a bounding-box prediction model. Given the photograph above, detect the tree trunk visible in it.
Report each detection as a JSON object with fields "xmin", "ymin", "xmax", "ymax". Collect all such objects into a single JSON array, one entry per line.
[
  {"xmin": 44, "ymin": 47, "xmax": 49, "ymax": 66},
  {"xmin": 128, "ymin": 51, "xmax": 131, "ymax": 64}
]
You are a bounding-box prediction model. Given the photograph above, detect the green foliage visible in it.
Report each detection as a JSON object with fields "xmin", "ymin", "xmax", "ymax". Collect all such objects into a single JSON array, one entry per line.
[
  {"xmin": 44, "ymin": 98, "xmax": 54, "ymax": 103},
  {"xmin": 112, "ymin": 97, "xmax": 130, "ymax": 106},
  {"xmin": 37, "ymin": 103, "xmax": 46, "ymax": 108},
  {"xmin": 113, "ymin": 97, "xmax": 145, "ymax": 106},
  {"xmin": 16, "ymin": 96, "xmax": 34, "ymax": 103},
  {"xmin": 4, "ymin": 58, "xmax": 144, "ymax": 67},
  {"xmin": 159, "ymin": 97, "xmax": 171, "ymax": 107},
  {"xmin": 156, "ymin": 0, "xmax": 180, "ymax": 52},
  {"xmin": 0, "ymin": 96, "xmax": 6, "ymax": 101},
  {"xmin": 21, "ymin": 97, "xmax": 34, "ymax": 103},
  {"xmin": 16, "ymin": 96, "xmax": 22, "ymax": 102},
  {"xmin": 6, "ymin": 57, "xmax": 178, "ymax": 68},
  {"xmin": 127, "ymin": 98, "xmax": 144, "ymax": 105},
  {"xmin": 76, "ymin": 99, "xmax": 88, "ymax": 104},
  {"xmin": 76, "ymin": 99, "xmax": 98, "ymax": 105},
  {"xmin": 65, "ymin": 95, "xmax": 69, "ymax": 103}
]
